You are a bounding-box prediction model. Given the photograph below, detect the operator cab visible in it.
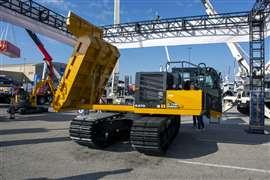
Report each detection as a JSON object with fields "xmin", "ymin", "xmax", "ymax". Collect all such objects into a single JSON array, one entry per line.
[
  {"xmin": 135, "ymin": 61, "xmax": 222, "ymax": 118},
  {"xmin": 171, "ymin": 62, "xmax": 222, "ymax": 117}
]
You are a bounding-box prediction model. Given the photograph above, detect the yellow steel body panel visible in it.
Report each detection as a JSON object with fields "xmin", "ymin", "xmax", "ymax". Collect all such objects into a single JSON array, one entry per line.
[
  {"xmin": 134, "ymin": 108, "xmax": 201, "ymax": 115},
  {"xmin": 66, "ymin": 12, "xmax": 103, "ymax": 38},
  {"xmin": 210, "ymin": 110, "xmax": 222, "ymax": 119},
  {"xmin": 30, "ymin": 79, "xmax": 54, "ymax": 107},
  {"xmin": 91, "ymin": 90, "xmax": 203, "ymax": 116},
  {"xmin": 52, "ymin": 12, "xmax": 119, "ymax": 112},
  {"xmin": 92, "ymin": 104, "xmax": 134, "ymax": 112},
  {"xmin": 166, "ymin": 90, "xmax": 202, "ymax": 111}
]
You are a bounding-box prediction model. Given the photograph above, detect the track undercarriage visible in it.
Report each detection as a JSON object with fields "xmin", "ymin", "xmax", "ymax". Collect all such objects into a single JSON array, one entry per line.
[
  {"xmin": 69, "ymin": 112, "xmax": 181, "ymax": 155},
  {"xmin": 70, "ymin": 112, "xmax": 132, "ymax": 148},
  {"xmin": 130, "ymin": 115, "xmax": 180, "ymax": 155}
]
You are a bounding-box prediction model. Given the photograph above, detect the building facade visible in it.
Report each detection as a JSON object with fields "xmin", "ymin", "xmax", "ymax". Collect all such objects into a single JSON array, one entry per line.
[{"xmin": 0, "ymin": 62, "xmax": 66, "ymax": 83}]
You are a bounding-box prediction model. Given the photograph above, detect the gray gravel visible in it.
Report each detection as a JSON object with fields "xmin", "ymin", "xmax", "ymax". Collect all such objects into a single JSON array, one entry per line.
[{"xmin": 0, "ymin": 107, "xmax": 270, "ymax": 180}]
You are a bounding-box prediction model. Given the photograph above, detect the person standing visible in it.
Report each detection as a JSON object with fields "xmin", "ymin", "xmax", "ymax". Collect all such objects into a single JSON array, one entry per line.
[
  {"xmin": 8, "ymin": 84, "xmax": 20, "ymax": 119},
  {"xmin": 190, "ymin": 83, "xmax": 198, "ymax": 129},
  {"xmin": 9, "ymin": 96, "xmax": 16, "ymax": 119},
  {"xmin": 190, "ymin": 83, "xmax": 204, "ymax": 130},
  {"xmin": 197, "ymin": 115, "xmax": 205, "ymax": 130},
  {"xmin": 192, "ymin": 116, "xmax": 197, "ymax": 128}
]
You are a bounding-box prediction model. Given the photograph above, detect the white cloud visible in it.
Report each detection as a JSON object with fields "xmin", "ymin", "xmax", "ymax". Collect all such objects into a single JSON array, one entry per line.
[
  {"xmin": 36, "ymin": 0, "xmax": 77, "ymax": 12},
  {"xmin": 35, "ymin": 0, "xmax": 118, "ymax": 23},
  {"xmin": 96, "ymin": 10, "xmax": 113, "ymax": 21},
  {"xmin": 86, "ymin": 0, "xmax": 114, "ymax": 22},
  {"xmin": 144, "ymin": 7, "xmax": 162, "ymax": 20},
  {"xmin": 175, "ymin": 0, "xmax": 201, "ymax": 7}
]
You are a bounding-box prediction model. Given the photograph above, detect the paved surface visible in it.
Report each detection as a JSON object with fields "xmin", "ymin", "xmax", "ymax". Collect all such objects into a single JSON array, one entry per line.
[{"xmin": 0, "ymin": 106, "xmax": 270, "ymax": 180}]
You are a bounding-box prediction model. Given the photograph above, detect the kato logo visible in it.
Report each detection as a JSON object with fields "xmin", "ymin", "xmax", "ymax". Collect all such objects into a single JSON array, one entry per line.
[{"xmin": 167, "ymin": 100, "xmax": 181, "ymax": 109}]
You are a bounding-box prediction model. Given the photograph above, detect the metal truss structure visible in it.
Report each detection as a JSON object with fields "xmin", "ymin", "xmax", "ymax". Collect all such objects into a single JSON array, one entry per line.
[
  {"xmin": 0, "ymin": 0, "xmax": 270, "ymax": 132},
  {"xmin": 1, "ymin": 0, "xmax": 269, "ymax": 48},
  {"xmin": 249, "ymin": 0, "xmax": 270, "ymax": 133},
  {"xmin": 102, "ymin": 12, "xmax": 250, "ymax": 47},
  {"xmin": 0, "ymin": 0, "xmax": 75, "ymax": 46}
]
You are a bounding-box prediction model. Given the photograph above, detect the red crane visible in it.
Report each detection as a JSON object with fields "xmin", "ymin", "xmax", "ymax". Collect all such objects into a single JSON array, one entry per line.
[{"xmin": 25, "ymin": 29, "xmax": 54, "ymax": 80}]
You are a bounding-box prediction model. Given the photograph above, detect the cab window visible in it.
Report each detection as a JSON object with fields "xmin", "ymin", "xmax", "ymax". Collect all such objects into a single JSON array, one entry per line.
[{"xmin": 205, "ymin": 75, "xmax": 213, "ymax": 88}]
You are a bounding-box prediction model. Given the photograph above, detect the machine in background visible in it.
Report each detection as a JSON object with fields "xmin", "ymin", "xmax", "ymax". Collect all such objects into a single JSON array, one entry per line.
[
  {"xmin": 0, "ymin": 75, "xmax": 13, "ymax": 103},
  {"xmin": 10, "ymin": 29, "xmax": 60, "ymax": 114}
]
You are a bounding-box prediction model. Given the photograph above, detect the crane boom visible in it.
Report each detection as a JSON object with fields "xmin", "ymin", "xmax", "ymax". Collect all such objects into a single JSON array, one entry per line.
[
  {"xmin": 1, "ymin": 0, "xmax": 120, "ymax": 112},
  {"xmin": 201, "ymin": 0, "xmax": 250, "ymax": 76},
  {"xmin": 25, "ymin": 29, "xmax": 62, "ymax": 81},
  {"xmin": 26, "ymin": 29, "xmax": 54, "ymax": 79}
]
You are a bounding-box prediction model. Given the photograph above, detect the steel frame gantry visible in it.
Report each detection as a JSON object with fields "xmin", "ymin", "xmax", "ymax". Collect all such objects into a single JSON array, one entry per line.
[
  {"xmin": 0, "ymin": 0, "xmax": 68, "ymax": 32},
  {"xmin": 248, "ymin": 0, "xmax": 270, "ymax": 134},
  {"xmin": 102, "ymin": 12, "xmax": 249, "ymax": 43},
  {"xmin": 0, "ymin": 0, "xmax": 251, "ymax": 44},
  {"xmin": 0, "ymin": 0, "xmax": 270, "ymax": 133}
]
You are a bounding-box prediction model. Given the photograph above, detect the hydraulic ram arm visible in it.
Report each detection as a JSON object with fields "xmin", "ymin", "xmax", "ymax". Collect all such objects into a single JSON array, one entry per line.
[{"xmin": 52, "ymin": 12, "xmax": 120, "ymax": 112}]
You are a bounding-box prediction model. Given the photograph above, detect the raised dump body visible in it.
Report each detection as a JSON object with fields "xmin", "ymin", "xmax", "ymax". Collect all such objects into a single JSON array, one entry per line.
[{"xmin": 52, "ymin": 12, "xmax": 120, "ymax": 112}]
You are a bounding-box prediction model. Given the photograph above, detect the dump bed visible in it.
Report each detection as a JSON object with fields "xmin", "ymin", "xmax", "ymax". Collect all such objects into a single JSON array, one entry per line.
[{"xmin": 52, "ymin": 12, "xmax": 119, "ymax": 112}]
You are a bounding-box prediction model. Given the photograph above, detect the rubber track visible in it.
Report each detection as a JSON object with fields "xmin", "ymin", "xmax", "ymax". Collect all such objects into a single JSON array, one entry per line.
[
  {"xmin": 130, "ymin": 116, "xmax": 180, "ymax": 155},
  {"xmin": 69, "ymin": 113, "xmax": 132, "ymax": 148}
]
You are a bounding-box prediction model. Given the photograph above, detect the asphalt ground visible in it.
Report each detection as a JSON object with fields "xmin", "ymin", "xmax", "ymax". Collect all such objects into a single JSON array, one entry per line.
[{"xmin": 0, "ymin": 106, "xmax": 270, "ymax": 180}]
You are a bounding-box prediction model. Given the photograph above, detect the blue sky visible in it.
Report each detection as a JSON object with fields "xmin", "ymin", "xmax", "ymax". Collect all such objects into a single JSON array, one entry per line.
[{"xmin": 0, "ymin": 0, "xmax": 269, "ymax": 82}]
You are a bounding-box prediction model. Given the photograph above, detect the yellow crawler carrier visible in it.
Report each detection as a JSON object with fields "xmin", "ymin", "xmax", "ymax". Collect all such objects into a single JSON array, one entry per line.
[{"xmin": 50, "ymin": 12, "xmax": 222, "ymax": 155}]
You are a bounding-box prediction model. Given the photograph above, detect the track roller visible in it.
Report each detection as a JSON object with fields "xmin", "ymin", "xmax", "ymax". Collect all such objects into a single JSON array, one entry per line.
[
  {"xmin": 69, "ymin": 112, "xmax": 132, "ymax": 148},
  {"xmin": 130, "ymin": 115, "xmax": 180, "ymax": 156}
]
